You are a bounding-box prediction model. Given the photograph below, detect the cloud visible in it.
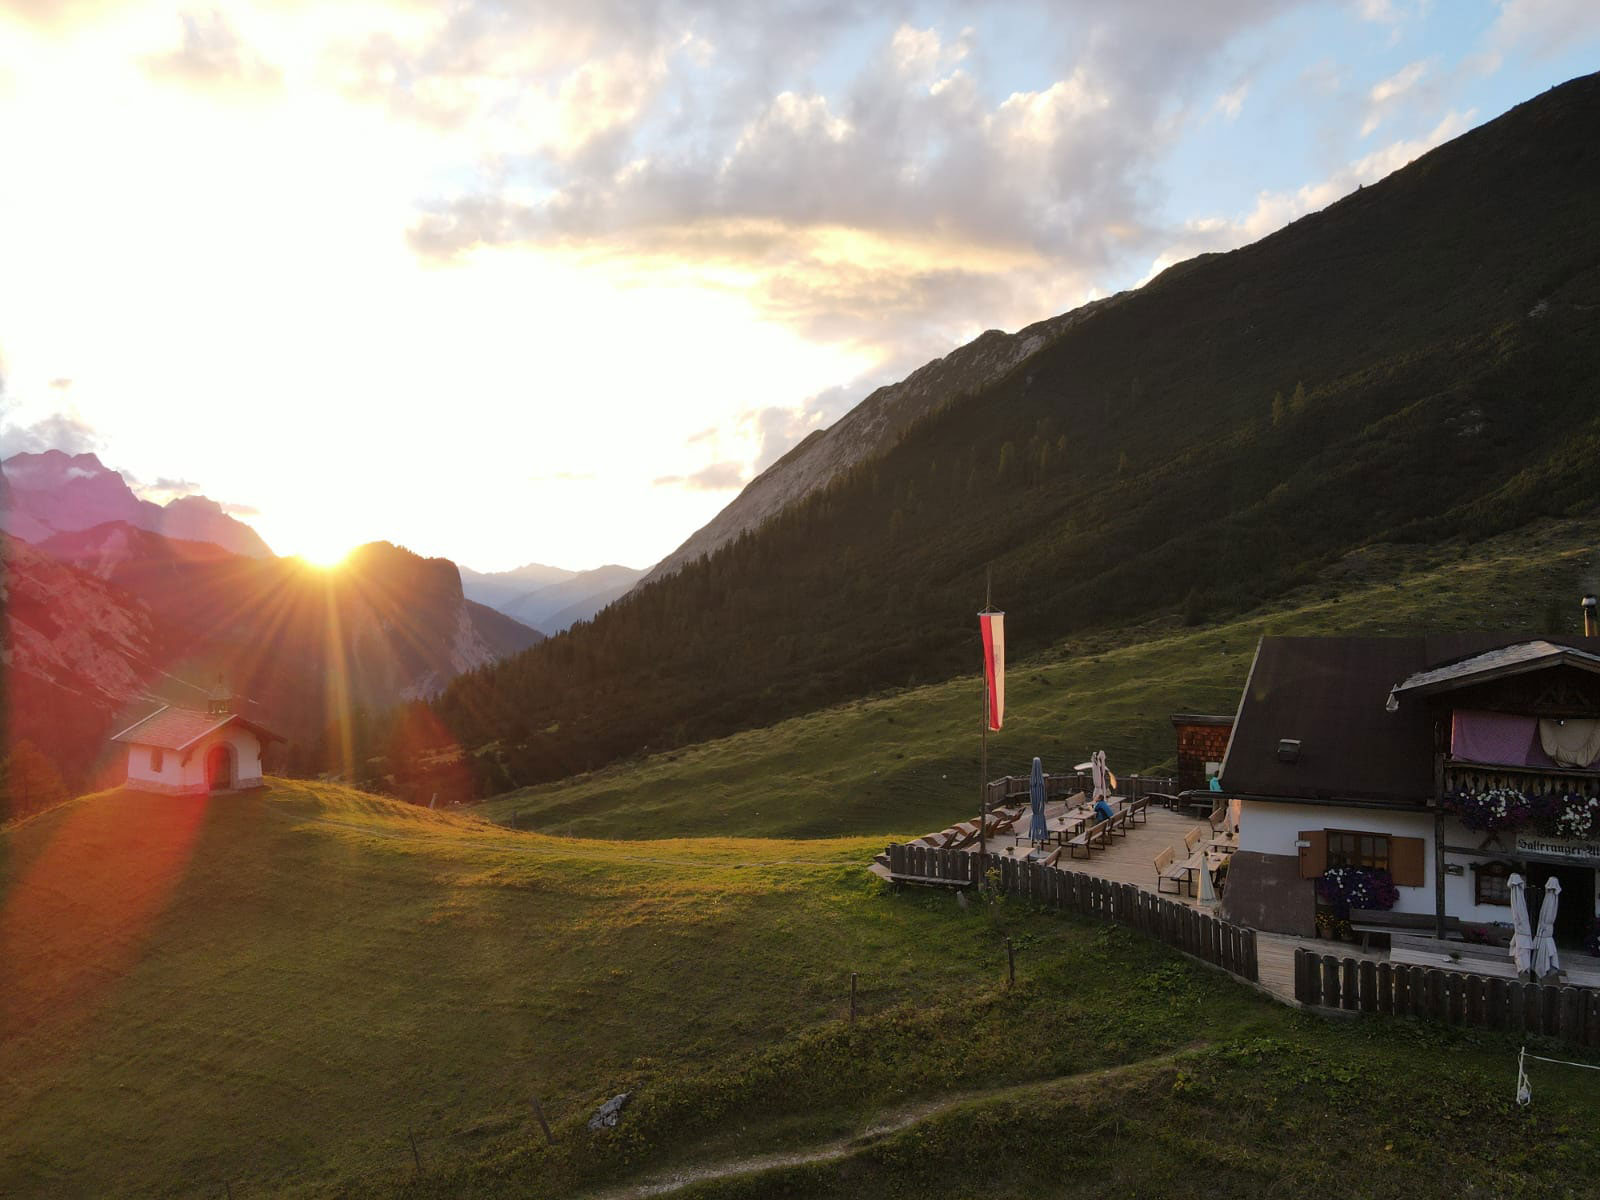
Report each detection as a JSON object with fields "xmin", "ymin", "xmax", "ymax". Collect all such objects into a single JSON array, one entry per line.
[
  {"xmin": 400, "ymin": 3, "xmax": 1309, "ymax": 362},
  {"xmin": 1488, "ymin": 0, "xmax": 1600, "ymax": 55},
  {"xmin": 1362, "ymin": 58, "xmax": 1431, "ymax": 134},
  {"xmin": 1214, "ymin": 82, "xmax": 1249, "ymax": 120},
  {"xmin": 0, "ymin": 0, "xmax": 123, "ymax": 30},
  {"xmin": 653, "ymin": 461, "xmax": 746, "ymax": 490},
  {"xmin": 143, "ymin": 8, "xmax": 282, "ymax": 95},
  {"xmin": 0, "ymin": 410, "xmax": 104, "ymax": 459},
  {"xmin": 221, "ymin": 500, "xmax": 261, "ymax": 517}
]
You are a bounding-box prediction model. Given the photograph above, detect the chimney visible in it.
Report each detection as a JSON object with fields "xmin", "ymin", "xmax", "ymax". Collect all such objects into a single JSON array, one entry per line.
[{"xmin": 1584, "ymin": 596, "xmax": 1598, "ymax": 638}]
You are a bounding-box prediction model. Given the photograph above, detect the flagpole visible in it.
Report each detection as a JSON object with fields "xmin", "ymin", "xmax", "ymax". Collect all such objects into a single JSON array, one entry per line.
[{"xmin": 978, "ymin": 566, "xmax": 991, "ymax": 885}]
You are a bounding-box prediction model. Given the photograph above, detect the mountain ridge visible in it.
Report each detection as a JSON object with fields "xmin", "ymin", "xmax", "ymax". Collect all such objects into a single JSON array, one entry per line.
[
  {"xmin": 2, "ymin": 449, "xmax": 273, "ymax": 558},
  {"xmin": 637, "ymin": 297, "xmax": 1126, "ymax": 589}
]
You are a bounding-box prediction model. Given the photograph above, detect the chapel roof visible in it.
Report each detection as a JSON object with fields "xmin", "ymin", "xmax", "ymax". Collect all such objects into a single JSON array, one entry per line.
[{"xmin": 110, "ymin": 705, "xmax": 284, "ymax": 751}]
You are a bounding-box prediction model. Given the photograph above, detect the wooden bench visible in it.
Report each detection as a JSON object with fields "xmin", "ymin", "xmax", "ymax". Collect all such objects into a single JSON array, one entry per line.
[
  {"xmin": 1153, "ymin": 845, "xmax": 1189, "ymax": 895},
  {"xmin": 1126, "ymin": 795, "xmax": 1151, "ymax": 826},
  {"xmin": 1182, "ymin": 826, "xmax": 1207, "ymax": 856},
  {"xmin": 1348, "ymin": 908, "xmax": 1463, "ymax": 952},
  {"xmin": 1067, "ymin": 819, "xmax": 1111, "ymax": 859}
]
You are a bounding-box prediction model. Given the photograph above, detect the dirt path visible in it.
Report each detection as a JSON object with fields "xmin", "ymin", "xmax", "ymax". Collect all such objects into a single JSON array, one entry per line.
[{"xmin": 583, "ymin": 1046, "xmax": 1207, "ymax": 1199}]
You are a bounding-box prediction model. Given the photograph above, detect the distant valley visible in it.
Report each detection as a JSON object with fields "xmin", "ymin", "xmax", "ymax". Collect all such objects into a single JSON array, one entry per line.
[{"xmin": 460, "ymin": 561, "xmax": 645, "ymax": 634}]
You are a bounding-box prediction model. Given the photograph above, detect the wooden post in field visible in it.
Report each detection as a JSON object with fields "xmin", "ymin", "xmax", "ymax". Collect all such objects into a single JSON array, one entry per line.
[
  {"xmin": 531, "ymin": 1096, "xmax": 557, "ymax": 1146},
  {"xmin": 850, "ymin": 972, "xmax": 858, "ymax": 1022},
  {"xmin": 1006, "ymin": 937, "xmax": 1015, "ymax": 987},
  {"xmin": 409, "ymin": 1129, "xmax": 422, "ymax": 1176}
]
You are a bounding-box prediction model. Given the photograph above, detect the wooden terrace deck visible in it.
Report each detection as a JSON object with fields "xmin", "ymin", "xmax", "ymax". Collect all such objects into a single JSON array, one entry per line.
[{"xmin": 887, "ymin": 799, "xmax": 1388, "ymax": 1004}]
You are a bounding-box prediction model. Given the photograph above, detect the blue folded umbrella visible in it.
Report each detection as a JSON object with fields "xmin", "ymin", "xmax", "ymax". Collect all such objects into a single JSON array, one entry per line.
[{"xmin": 1029, "ymin": 756, "xmax": 1048, "ymax": 842}]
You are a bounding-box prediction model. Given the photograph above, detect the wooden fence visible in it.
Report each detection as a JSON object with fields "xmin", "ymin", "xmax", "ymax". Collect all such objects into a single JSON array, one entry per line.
[
  {"xmin": 1293, "ymin": 948, "xmax": 1600, "ymax": 1046},
  {"xmin": 883, "ymin": 842, "xmax": 1258, "ymax": 984},
  {"xmin": 984, "ymin": 772, "xmax": 1178, "ymax": 809}
]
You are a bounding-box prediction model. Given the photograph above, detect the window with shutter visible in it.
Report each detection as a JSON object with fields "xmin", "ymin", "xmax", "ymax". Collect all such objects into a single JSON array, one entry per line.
[
  {"xmin": 1389, "ymin": 836, "xmax": 1426, "ymax": 887},
  {"xmin": 1327, "ymin": 829, "xmax": 1391, "ymax": 871}
]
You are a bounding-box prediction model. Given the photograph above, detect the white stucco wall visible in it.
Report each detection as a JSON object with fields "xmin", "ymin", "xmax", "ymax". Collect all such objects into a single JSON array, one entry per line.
[
  {"xmin": 124, "ymin": 724, "xmax": 265, "ymax": 794},
  {"xmin": 1236, "ymin": 798, "xmax": 1589, "ymax": 925},
  {"xmin": 126, "ymin": 743, "xmax": 186, "ymax": 790}
]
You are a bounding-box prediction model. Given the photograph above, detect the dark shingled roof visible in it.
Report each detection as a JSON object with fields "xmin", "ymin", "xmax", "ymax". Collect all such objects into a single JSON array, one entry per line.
[
  {"xmin": 1219, "ymin": 635, "xmax": 1600, "ymax": 806},
  {"xmin": 111, "ymin": 705, "xmax": 284, "ymax": 751}
]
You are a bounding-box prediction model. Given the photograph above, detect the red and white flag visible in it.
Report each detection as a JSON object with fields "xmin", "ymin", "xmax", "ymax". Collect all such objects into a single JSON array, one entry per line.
[{"xmin": 979, "ymin": 612, "xmax": 1005, "ymax": 731}]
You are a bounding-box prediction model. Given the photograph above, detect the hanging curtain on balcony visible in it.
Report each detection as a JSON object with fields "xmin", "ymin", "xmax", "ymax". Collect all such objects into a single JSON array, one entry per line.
[
  {"xmin": 1538, "ymin": 719, "xmax": 1600, "ymax": 768},
  {"xmin": 1451, "ymin": 710, "xmax": 1539, "ymax": 767}
]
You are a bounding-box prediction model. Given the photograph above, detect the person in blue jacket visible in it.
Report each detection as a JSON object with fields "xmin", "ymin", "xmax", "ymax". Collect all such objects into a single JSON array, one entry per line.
[{"xmin": 1093, "ymin": 795, "xmax": 1116, "ymax": 824}]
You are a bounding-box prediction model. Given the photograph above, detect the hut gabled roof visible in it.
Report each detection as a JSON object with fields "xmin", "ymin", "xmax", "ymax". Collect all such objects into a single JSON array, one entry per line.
[{"xmin": 110, "ymin": 705, "xmax": 285, "ymax": 751}]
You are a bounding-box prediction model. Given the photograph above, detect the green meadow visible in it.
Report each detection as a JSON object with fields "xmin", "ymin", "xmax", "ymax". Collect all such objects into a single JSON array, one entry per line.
[{"xmin": 4, "ymin": 777, "xmax": 1600, "ymax": 1198}]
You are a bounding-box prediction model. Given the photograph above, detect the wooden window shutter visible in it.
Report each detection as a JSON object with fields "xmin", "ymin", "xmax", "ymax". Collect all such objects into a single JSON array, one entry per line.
[
  {"xmin": 1298, "ymin": 830, "xmax": 1327, "ymax": 878},
  {"xmin": 1390, "ymin": 836, "xmax": 1426, "ymax": 887}
]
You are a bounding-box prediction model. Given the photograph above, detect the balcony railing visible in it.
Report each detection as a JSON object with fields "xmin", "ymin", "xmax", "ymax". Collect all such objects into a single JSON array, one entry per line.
[{"xmin": 1443, "ymin": 758, "xmax": 1600, "ymax": 796}]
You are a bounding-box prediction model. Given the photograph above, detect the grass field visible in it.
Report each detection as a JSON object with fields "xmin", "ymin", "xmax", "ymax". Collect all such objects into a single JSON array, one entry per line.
[
  {"xmin": 480, "ymin": 519, "xmax": 1598, "ymax": 840},
  {"xmin": 5, "ymin": 779, "xmax": 1600, "ymax": 1198}
]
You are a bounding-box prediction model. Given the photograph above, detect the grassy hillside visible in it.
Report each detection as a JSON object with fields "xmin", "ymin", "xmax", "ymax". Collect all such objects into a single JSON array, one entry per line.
[
  {"xmin": 428, "ymin": 73, "xmax": 1600, "ymax": 797},
  {"xmin": 4, "ymin": 779, "xmax": 1599, "ymax": 1198},
  {"xmin": 479, "ymin": 518, "xmax": 1597, "ymax": 840}
]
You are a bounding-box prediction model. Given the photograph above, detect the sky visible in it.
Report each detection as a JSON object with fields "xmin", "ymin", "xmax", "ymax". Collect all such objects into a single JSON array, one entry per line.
[{"xmin": 0, "ymin": 1, "xmax": 1596, "ymax": 572}]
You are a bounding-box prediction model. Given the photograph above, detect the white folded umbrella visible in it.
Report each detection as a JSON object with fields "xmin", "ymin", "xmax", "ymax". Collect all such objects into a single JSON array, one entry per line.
[
  {"xmin": 1532, "ymin": 877, "xmax": 1562, "ymax": 980},
  {"xmin": 1508, "ymin": 874, "xmax": 1533, "ymax": 977}
]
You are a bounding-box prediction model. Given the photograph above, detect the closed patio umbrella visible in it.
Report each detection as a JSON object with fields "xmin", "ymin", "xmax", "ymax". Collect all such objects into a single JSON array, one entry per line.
[
  {"xmin": 1028, "ymin": 757, "xmax": 1048, "ymax": 844},
  {"xmin": 1508, "ymin": 874, "xmax": 1533, "ymax": 978},
  {"xmin": 1533, "ymin": 876, "xmax": 1562, "ymax": 980},
  {"xmin": 1073, "ymin": 750, "xmax": 1117, "ymax": 805}
]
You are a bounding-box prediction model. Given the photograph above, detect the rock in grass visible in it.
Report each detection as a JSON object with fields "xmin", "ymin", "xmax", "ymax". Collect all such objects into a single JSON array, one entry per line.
[{"xmin": 588, "ymin": 1093, "xmax": 632, "ymax": 1131}]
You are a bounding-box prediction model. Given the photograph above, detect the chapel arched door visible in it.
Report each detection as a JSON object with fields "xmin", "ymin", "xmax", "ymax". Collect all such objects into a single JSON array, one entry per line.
[{"xmin": 206, "ymin": 744, "xmax": 234, "ymax": 792}]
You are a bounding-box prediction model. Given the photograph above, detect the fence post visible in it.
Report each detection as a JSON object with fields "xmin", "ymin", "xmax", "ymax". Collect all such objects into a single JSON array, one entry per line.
[
  {"xmin": 1341, "ymin": 958, "xmax": 1360, "ymax": 1011},
  {"xmin": 1358, "ymin": 960, "xmax": 1377, "ymax": 1013},
  {"xmin": 1321, "ymin": 954, "xmax": 1341, "ymax": 1007},
  {"xmin": 1293, "ymin": 948, "xmax": 1313, "ymax": 1003}
]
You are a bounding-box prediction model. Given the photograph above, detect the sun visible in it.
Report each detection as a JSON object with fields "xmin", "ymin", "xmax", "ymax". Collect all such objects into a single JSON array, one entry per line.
[{"xmin": 295, "ymin": 538, "xmax": 352, "ymax": 568}]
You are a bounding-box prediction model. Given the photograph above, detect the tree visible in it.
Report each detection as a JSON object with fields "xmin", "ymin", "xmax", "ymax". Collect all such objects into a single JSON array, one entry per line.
[
  {"xmin": 1117, "ymin": 450, "xmax": 1130, "ymax": 475},
  {"xmin": 1271, "ymin": 391, "xmax": 1286, "ymax": 427},
  {"xmin": 1, "ymin": 740, "xmax": 68, "ymax": 822},
  {"xmin": 1289, "ymin": 380, "xmax": 1308, "ymax": 414}
]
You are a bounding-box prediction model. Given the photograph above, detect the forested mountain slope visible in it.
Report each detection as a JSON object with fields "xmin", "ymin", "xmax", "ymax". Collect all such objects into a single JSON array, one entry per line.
[{"xmin": 430, "ymin": 72, "xmax": 1600, "ymax": 794}]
